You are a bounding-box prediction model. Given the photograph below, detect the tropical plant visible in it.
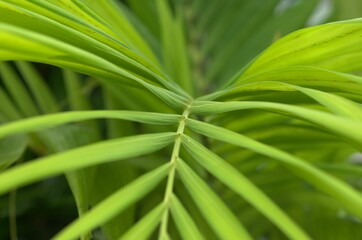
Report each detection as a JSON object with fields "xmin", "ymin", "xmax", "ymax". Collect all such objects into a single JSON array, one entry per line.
[{"xmin": 0, "ymin": 0, "xmax": 362, "ymax": 239}]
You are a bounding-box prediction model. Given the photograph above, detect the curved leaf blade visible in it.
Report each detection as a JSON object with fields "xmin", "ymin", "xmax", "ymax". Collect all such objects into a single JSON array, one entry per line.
[
  {"xmin": 118, "ymin": 203, "xmax": 166, "ymax": 240},
  {"xmin": 181, "ymin": 134, "xmax": 311, "ymax": 240},
  {"xmin": 191, "ymin": 100, "xmax": 362, "ymax": 148},
  {"xmin": 54, "ymin": 164, "xmax": 169, "ymax": 240},
  {"xmin": 243, "ymin": 19, "xmax": 362, "ymax": 75},
  {"xmin": 170, "ymin": 194, "xmax": 205, "ymax": 240},
  {"xmin": 0, "ymin": 135, "xmax": 27, "ymax": 171},
  {"xmin": 0, "ymin": 110, "xmax": 180, "ymax": 139},
  {"xmin": 0, "ymin": 132, "xmax": 176, "ymax": 195},
  {"xmin": 186, "ymin": 119, "xmax": 362, "ymax": 219},
  {"xmin": 177, "ymin": 159, "xmax": 252, "ymax": 240}
]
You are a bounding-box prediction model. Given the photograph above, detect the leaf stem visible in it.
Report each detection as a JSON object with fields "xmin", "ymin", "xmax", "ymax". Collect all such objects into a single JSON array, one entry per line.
[{"xmin": 158, "ymin": 106, "xmax": 190, "ymax": 239}]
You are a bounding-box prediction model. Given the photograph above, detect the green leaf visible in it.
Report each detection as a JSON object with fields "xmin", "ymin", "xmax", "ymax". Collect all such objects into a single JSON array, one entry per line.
[
  {"xmin": 170, "ymin": 194, "xmax": 205, "ymax": 240},
  {"xmin": 198, "ymin": 0, "xmax": 318, "ymax": 84},
  {"xmin": 38, "ymin": 123, "xmax": 97, "ymax": 240},
  {"xmin": 127, "ymin": 0, "xmax": 160, "ymax": 40},
  {"xmin": 1, "ymin": 1, "xmax": 362, "ymax": 239},
  {"xmin": 66, "ymin": 170, "xmax": 92, "ymax": 240},
  {"xmin": 181, "ymin": 134, "xmax": 311, "ymax": 240},
  {"xmin": 0, "ymin": 110, "xmax": 180, "ymax": 139},
  {"xmin": 0, "ymin": 0, "xmax": 162, "ymax": 80},
  {"xmin": 77, "ymin": 0, "xmax": 160, "ymax": 65},
  {"xmin": 206, "ymin": 66, "xmax": 362, "ymax": 101},
  {"xmin": 63, "ymin": 69, "xmax": 91, "ymax": 111},
  {"xmin": 210, "ymin": 79, "xmax": 362, "ymax": 120},
  {"xmin": 54, "ymin": 164, "xmax": 170, "ymax": 240},
  {"xmin": 118, "ymin": 203, "xmax": 166, "ymax": 240},
  {"xmin": 177, "ymin": 159, "xmax": 252, "ymax": 240},
  {"xmin": 0, "ymin": 62, "xmax": 38, "ymax": 117},
  {"xmin": 63, "ymin": 69, "xmax": 101, "ymax": 140},
  {"xmin": 157, "ymin": 0, "xmax": 193, "ymax": 94},
  {"xmin": 15, "ymin": 61, "xmax": 58, "ymax": 114},
  {"xmin": 0, "ymin": 24, "xmax": 189, "ymax": 107},
  {"xmin": 243, "ymin": 19, "xmax": 362, "ymax": 75},
  {"xmin": 0, "ymin": 132, "xmax": 176, "ymax": 195},
  {"xmin": 0, "ymin": 135, "xmax": 27, "ymax": 171},
  {"xmin": 291, "ymin": 85, "xmax": 362, "ymax": 120},
  {"xmin": 0, "ymin": 1, "xmax": 192, "ymax": 99},
  {"xmin": 0, "ymin": 85, "xmax": 21, "ymax": 120},
  {"xmin": 185, "ymin": 119, "xmax": 362, "ymax": 219},
  {"xmin": 191, "ymin": 100, "xmax": 362, "ymax": 148},
  {"xmin": 89, "ymin": 161, "xmax": 135, "ymax": 239},
  {"xmin": 102, "ymin": 88, "xmax": 136, "ymax": 138}
]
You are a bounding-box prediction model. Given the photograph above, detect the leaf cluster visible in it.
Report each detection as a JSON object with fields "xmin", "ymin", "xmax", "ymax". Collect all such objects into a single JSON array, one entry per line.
[{"xmin": 0, "ymin": 0, "xmax": 362, "ymax": 239}]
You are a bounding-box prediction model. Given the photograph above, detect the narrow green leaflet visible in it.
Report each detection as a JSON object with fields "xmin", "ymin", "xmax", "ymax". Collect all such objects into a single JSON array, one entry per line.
[
  {"xmin": 243, "ymin": 19, "xmax": 362, "ymax": 75},
  {"xmin": 99, "ymin": 77, "xmax": 189, "ymax": 110},
  {"xmin": 63, "ymin": 69, "xmax": 91, "ymax": 111},
  {"xmin": 66, "ymin": 170, "xmax": 90, "ymax": 220},
  {"xmin": 191, "ymin": 101, "xmax": 362, "ymax": 148},
  {"xmin": 157, "ymin": 0, "xmax": 193, "ymax": 94},
  {"xmin": 127, "ymin": 0, "xmax": 160, "ymax": 39},
  {"xmin": 291, "ymin": 85, "xmax": 362, "ymax": 121},
  {"xmin": 213, "ymin": 80, "xmax": 362, "ymax": 120},
  {"xmin": 177, "ymin": 159, "xmax": 253, "ymax": 240},
  {"xmin": 197, "ymin": 0, "xmax": 318, "ymax": 84},
  {"xmin": 207, "ymin": 66, "xmax": 362, "ymax": 101},
  {"xmin": 39, "ymin": 124, "xmax": 97, "ymax": 240},
  {"xmin": 0, "ymin": 22, "xmax": 152, "ymax": 87},
  {"xmin": 63, "ymin": 69, "xmax": 101, "ymax": 140},
  {"xmin": 0, "ymin": 135, "xmax": 27, "ymax": 171},
  {"xmin": 77, "ymin": 0, "xmax": 160, "ymax": 65},
  {"xmin": 88, "ymin": 162, "xmax": 135, "ymax": 239},
  {"xmin": 238, "ymin": 66, "xmax": 362, "ymax": 86},
  {"xmin": 0, "ymin": 86, "xmax": 21, "ymax": 120},
  {"xmin": 15, "ymin": 61, "xmax": 58, "ymax": 114},
  {"xmin": 53, "ymin": 164, "xmax": 169, "ymax": 240},
  {"xmin": 102, "ymin": 88, "xmax": 135, "ymax": 138},
  {"xmin": 118, "ymin": 203, "xmax": 166, "ymax": 240},
  {"xmin": 0, "ymin": 110, "xmax": 180, "ymax": 139},
  {"xmin": 0, "ymin": 132, "xmax": 176, "ymax": 195},
  {"xmin": 0, "ymin": 22, "xmax": 189, "ymax": 106},
  {"xmin": 0, "ymin": 1, "xmax": 193, "ymax": 100},
  {"xmin": 0, "ymin": 62, "xmax": 39, "ymax": 117},
  {"xmin": 170, "ymin": 194, "xmax": 205, "ymax": 240},
  {"xmin": 181, "ymin": 134, "xmax": 311, "ymax": 240},
  {"xmin": 185, "ymin": 119, "xmax": 362, "ymax": 218},
  {"xmin": 0, "ymin": 0, "xmax": 163, "ymax": 83}
]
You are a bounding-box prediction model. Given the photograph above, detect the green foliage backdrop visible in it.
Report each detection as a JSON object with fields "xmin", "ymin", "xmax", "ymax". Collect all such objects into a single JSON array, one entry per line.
[{"xmin": 0, "ymin": 0, "xmax": 362, "ymax": 239}]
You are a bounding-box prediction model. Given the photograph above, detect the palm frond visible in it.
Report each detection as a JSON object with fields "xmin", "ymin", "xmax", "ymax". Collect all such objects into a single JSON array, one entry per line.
[{"xmin": 0, "ymin": 0, "xmax": 361, "ymax": 239}]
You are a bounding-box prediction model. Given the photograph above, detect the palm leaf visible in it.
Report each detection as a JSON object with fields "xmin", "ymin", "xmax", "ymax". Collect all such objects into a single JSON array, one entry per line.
[
  {"xmin": 54, "ymin": 164, "xmax": 170, "ymax": 240},
  {"xmin": 0, "ymin": 132, "xmax": 175, "ymax": 195},
  {"xmin": 0, "ymin": 1, "xmax": 361, "ymax": 239}
]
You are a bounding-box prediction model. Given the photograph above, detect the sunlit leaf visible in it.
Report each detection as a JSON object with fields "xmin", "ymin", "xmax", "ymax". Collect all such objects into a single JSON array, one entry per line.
[
  {"xmin": 177, "ymin": 159, "xmax": 252, "ymax": 240},
  {"xmin": 181, "ymin": 134, "xmax": 311, "ymax": 240},
  {"xmin": 0, "ymin": 132, "xmax": 176, "ymax": 195}
]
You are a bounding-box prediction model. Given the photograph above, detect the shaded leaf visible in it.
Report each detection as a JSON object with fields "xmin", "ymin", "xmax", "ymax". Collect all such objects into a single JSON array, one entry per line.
[{"xmin": 0, "ymin": 135, "xmax": 26, "ymax": 171}]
